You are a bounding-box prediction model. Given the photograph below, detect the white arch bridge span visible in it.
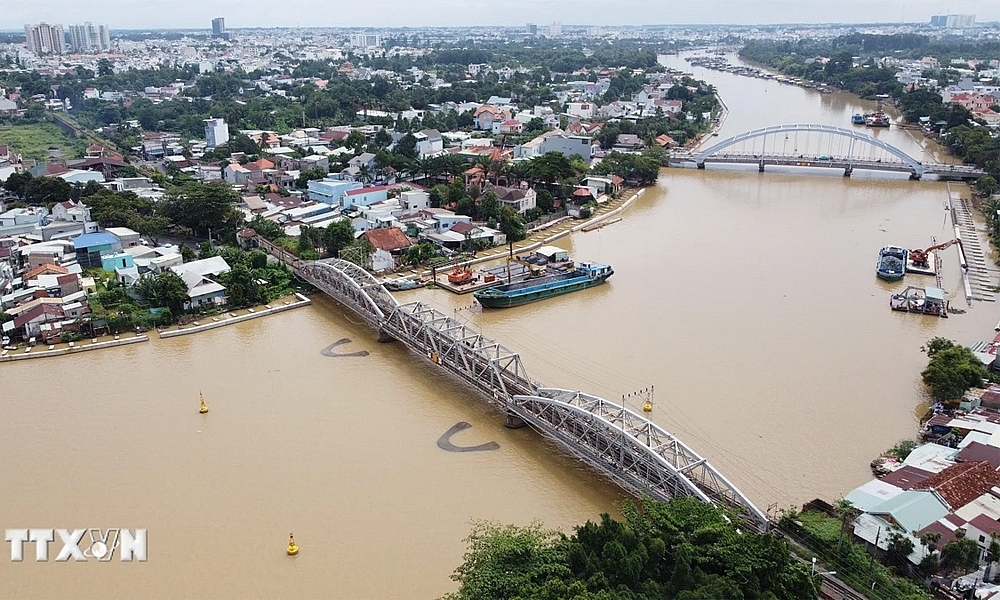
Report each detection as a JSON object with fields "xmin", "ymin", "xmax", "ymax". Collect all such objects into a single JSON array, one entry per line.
[
  {"xmin": 295, "ymin": 258, "xmax": 770, "ymax": 532},
  {"xmin": 670, "ymin": 124, "xmax": 984, "ymax": 181}
]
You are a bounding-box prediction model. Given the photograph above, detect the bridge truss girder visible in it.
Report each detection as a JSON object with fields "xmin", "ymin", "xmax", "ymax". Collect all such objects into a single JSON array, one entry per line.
[
  {"xmin": 297, "ymin": 259, "xmax": 400, "ymax": 327},
  {"xmin": 692, "ymin": 123, "xmax": 926, "ymax": 176},
  {"xmin": 510, "ymin": 388, "xmax": 769, "ymax": 532},
  {"xmin": 382, "ymin": 301, "xmax": 536, "ymax": 403}
]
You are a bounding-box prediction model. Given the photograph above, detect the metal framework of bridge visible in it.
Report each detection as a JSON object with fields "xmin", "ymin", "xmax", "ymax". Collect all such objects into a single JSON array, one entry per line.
[
  {"xmin": 670, "ymin": 123, "xmax": 985, "ymax": 181},
  {"xmin": 293, "ymin": 258, "xmax": 770, "ymax": 532}
]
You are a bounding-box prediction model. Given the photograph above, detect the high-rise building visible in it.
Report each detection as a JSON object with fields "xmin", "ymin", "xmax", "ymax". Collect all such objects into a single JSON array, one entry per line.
[
  {"xmin": 24, "ymin": 23, "xmax": 65, "ymax": 55},
  {"xmin": 68, "ymin": 23, "xmax": 111, "ymax": 53},
  {"xmin": 930, "ymin": 14, "xmax": 976, "ymax": 28},
  {"xmin": 526, "ymin": 23, "xmax": 537, "ymax": 35},
  {"xmin": 349, "ymin": 34, "xmax": 381, "ymax": 49},
  {"xmin": 548, "ymin": 22, "xmax": 562, "ymax": 37},
  {"xmin": 212, "ymin": 18, "xmax": 226, "ymax": 37},
  {"xmin": 204, "ymin": 118, "xmax": 230, "ymax": 149}
]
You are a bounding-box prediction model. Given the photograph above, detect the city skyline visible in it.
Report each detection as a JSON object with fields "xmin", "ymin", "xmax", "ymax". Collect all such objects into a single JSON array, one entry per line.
[{"xmin": 0, "ymin": 0, "xmax": 996, "ymax": 30}]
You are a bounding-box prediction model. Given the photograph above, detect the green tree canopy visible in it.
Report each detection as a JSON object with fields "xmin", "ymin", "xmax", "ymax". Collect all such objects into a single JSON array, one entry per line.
[
  {"xmin": 160, "ymin": 181, "xmax": 241, "ymax": 238},
  {"xmin": 446, "ymin": 497, "xmax": 815, "ymax": 600},
  {"xmin": 921, "ymin": 338, "xmax": 987, "ymax": 402}
]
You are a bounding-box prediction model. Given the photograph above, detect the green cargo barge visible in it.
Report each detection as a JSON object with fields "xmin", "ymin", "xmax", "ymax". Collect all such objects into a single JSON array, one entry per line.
[{"xmin": 473, "ymin": 262, "xmax": 613, "ymax": 308}]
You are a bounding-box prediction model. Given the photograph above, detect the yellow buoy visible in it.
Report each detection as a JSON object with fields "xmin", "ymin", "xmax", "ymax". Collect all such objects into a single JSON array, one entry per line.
[
  {"xmin": 199, "ymin": 392, "xmax": 209, "ymax": 414},
  {"xmin": 642, "ymin": 399, "xmax": 653, "ymax": 412},
  {"xmin": 286, "ymin": 533, "xmax": 299, "ymax": 556}
]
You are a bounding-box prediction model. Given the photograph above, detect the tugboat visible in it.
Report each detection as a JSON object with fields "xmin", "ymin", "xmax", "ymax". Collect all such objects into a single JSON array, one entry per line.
[
  {"xmin": 876, "ymin": 246, "xmax": 908, "ymax": 281},
  {"xmin": 474, "ymin": 262, "xmax": 613, "ymax": 308},
  {"xmin": 851, "ymin": 114, "xmax": 865, "ymax": 125}
]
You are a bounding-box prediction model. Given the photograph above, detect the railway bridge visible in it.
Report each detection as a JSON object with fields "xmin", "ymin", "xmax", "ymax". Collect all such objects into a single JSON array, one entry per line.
[
  {"xmin": 670, "ymin": 123, "xmax": 985, "ymax": 181},
  {"xmin": 285, "ymin": 255, "xmax": 769, "ymax": 532}
]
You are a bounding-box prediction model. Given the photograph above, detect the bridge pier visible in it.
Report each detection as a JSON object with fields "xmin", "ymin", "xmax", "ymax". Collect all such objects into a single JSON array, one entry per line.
[
  {"xmin": 909, "ymin": 172, "xmax": 922, "ymax": 181},
  {"xmin": 844, "ymin": 165, "xmax": 853, "ymax": 177},
  {"xmin": 758, "ymin": 160, "xmax": 765, "ymax": 173},
  {"xmin": 504, "ymin": 410, "xmax": 527, "ymax": 429},
  {"xmin": 377, "ymin": 329, "xmax": 396, "ymax": 343},
  {"xmin": 696, "ymin": 162, "xmax": 705, "ymax": 170}
]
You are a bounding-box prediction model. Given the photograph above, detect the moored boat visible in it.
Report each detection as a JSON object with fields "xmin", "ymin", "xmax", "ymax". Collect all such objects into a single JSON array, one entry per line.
[
  {"xmin": 865, "ymin": 111, "xmax": 891, "ymax": 127},
  {"xmin": 876, "ymin": 246, "xmax": 907, "ymax": 281},
  {"xmin": 474, "ymin": 262, "xmax": 613, "ymax": 308}
]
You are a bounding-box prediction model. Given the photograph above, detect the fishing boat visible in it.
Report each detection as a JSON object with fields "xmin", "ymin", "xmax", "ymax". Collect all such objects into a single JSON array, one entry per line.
[
  {"xmin": 851, "ymin": 114, "xmax": 865, "ymax": 125},
  {"xmin": 474, "ymin": 262, "xmax": 613, "ymax": 308},
  {"xmin": 876, "ymin": 246, "xmax": 908, "ymax": 281}
]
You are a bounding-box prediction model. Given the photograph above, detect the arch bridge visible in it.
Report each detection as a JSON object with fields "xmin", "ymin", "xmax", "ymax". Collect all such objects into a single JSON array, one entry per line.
[
  {"xmin": 672, "ymin": 124, "xmax": 984, "ymax": 180},
  {"xmin": 284, "ymin": 256, "xmax": 769, "ymax": 531}
]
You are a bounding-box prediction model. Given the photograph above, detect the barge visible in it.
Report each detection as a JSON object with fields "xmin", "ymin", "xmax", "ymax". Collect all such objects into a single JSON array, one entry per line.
[
  {"xmin": 474, "ymin": 262, "xmax": 613, "ymax": 308},
  {"xmin": 876, "ymin": 246, "xmax": 908, "ymax": 281}
]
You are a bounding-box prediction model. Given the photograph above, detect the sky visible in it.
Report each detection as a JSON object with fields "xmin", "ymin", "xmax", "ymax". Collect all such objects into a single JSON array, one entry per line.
[{"xmin": 0, "ymin": 0, "xmax": 996, "ymax": 30}]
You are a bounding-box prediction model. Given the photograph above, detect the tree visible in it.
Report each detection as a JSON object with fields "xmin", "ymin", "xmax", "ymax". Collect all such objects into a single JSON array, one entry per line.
[
  {"xmin": 227, "ymin": 133, "xmax": 260, "ymax": 156},
  {"xmin": 137, "ymin": 272, "xmax": 189, "ymax": 314},
  {"xmin": 976, "ymin": 176, "xmax": 998, "ymax": 198},
  {"xmin": 535, "ymin": 189, "xmax": 555, "ymax": 213},
  {"xmin": 323, "ymin": 220, "xmax": 356, "ymax": 257},
  {"xmin": 404, "ymin": 242, "xmax": 437, "ymax": 266},
  {"xmin": 940, "ymin": 533, "xmax": 981, "ymax": 575},
  {"xmin": 394, "ymin": 133, "xmax": 418, "ymax": 159},
  {"xmin": 160, "ymin": 181, "xmax": 241, "ymax": 239},
  {"xmin": 97, "ymin": 58, "xmax": 113, "ymax": 77},
  {"xmin": 446, "ymin": 496, "xmax": 814, "ymax": 600},
  {"xmin": 921, "ymin": 342, "xmax": 988, "ymax": 402},
  {"xmin": 834, "ymin": 498, "xmax": 856, "ymax": 553},
  {"xmin": 498, "ymin": 206, "xmax": 526, "ymax": 242},
  {"xmin": 480, "ymin": 191, "xmax": 501, "ymax": 222},
  {"xmin": 345, "ymin": 130, "xmax": 366, "ymax": 151},
  {"xmin": 248, "ymin": 214, "xmax": 283, "ymax": 241},
  {"xmin": 2, "ymin": 171, "xmax": 32, "ymax": 198},
  {"xmin": 886, "ymin": 531, "xmax": 915, "ymax": 568},
  {"xmin": 24, "ymin": 176, "xmax": 72, "ymax": 205},
  {"xmin": 373, "ymin": 128, "xmax": 392, "ymax": 148}
]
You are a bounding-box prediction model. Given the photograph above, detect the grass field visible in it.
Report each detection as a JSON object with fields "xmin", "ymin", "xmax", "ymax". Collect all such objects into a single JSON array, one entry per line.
[{"xmin": 0, "ymin": 121, "xmax": 87, "ymax": 162}]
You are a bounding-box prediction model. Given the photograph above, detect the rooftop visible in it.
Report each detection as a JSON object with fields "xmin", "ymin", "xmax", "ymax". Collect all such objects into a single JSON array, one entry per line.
[{"xmin": 915, "ymin": 461, "xmax": 1000, "ymax": 510}]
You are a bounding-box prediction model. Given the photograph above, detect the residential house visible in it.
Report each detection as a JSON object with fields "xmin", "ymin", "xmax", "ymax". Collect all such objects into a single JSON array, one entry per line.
[
  {"xmin": 538, "ymin": 133, "xmax": 593, "ymax": 161},
  {"xmin": 170, "ymin": 256, "xmax": 231, "ymax": 309},
  {"xmin": 73, "ymin": 232, "xmax": 121, "ymax": 269},
  {"xmin": 614, "ymin": 134, "xmax": 644, "ymax": 151},
  {"xmin": 104, "ymin": 227, "xmax": 141, "ymax": 248},
  {"xmin": 348, "ymin": 152, "xmax": 377, "ymax": 172},
  {"xmin": 414, "ymin": 129, "xmax": 443, "ymax": 157},
  {"xmin": 362, "ymin": 227, "xmax": 412, "ymax": 271},
  {"xmin": 498, "ymin": 119, "xmax": 523, "ymax": 134},
  {"xmin": 307, "ymin": 177, "xmax": 363, "ymax": 206},
  {"xmin": 343, "ymin": 186, "xmax": 390, "ymax": 209},
  {"xmin": 51, "ymin": 200, "xmax": 91, "ymax": 223},
  {"xmin": 473, "ymin": 105, "xmax": 509, "ymax": 131},
  {"xmin": 490, "ymin": 184, "xmax": 537, "ymax": 214},
  {"xmin": 567, "ymin": 102, "xmax": 595, "ymax": 119}
]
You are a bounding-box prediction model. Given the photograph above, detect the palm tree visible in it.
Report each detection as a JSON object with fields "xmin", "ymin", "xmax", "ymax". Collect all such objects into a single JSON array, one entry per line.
[
  {"xmin": 834, "ymin": 498, "xmax": 857, "ymax": 553},
  {"xmin": 357, "ymin": 164, "xmax": 372, "ymax": 184}
]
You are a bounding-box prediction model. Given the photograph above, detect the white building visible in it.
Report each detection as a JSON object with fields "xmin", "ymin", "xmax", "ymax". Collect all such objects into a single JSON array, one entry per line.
[{"xmin": 204, "ymin": 118, "xmax": 230, "ymax": 149}]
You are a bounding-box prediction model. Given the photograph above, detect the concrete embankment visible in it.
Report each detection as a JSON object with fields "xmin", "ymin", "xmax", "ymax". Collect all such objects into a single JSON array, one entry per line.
[
  {"xmin": 0, "ymin": 334, "xmax": 149, "ymax": 362},
  {"xmin": 158, "ymin": 294, "xmax": 311, "ymax": 339}
]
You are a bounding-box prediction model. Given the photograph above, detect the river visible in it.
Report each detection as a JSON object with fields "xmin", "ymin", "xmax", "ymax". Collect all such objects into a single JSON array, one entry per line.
[{"xmin": 1, "ymin": 51, "xmax": 997, "ymax": 598}]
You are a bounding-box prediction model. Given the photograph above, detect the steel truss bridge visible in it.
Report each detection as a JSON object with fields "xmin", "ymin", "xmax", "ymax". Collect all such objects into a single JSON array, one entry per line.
[
  {"xmin": 295, "ymin": 258, "xmax": 769, "ymax": 532},
  {"xmin": 670, "ymin": 124, "xmax": 985, "ymax": 181}
]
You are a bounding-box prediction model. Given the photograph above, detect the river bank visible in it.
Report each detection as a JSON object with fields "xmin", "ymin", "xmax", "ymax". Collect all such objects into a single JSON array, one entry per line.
[
  {"xmin": 157, "ymin": 294, "xmax": 311, "ymax": 338},
  {"xmin": 0, "ymin": 332, "xmax": 148, "ymax": 362}
]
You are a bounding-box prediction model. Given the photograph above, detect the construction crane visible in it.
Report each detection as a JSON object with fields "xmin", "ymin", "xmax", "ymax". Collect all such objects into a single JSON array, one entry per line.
[{"xmin": 910, "ymin": 239, "xmax": 962, "ymax": 268}]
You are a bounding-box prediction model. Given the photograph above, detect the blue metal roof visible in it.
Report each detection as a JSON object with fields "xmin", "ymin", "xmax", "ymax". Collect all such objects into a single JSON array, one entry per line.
[{"xmin": 73, "ymin": 232, "xmax": 120, "ymax": 249}]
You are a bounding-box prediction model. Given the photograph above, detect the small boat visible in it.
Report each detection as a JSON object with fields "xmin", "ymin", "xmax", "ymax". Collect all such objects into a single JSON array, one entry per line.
[
  {"xmin": 384, "ymin": 278, "xmax": 422, "ymax": 291},
  {"xmin": 474, "ymin": 262, "xmax": 613, "ymax": 308},
  {"xmin": 851, "ymin": 114, "xmax": 865, "ymax": 125},
  {"xmin": 876, "ymin": 246, "xmax": 907, "ymax": 281}
]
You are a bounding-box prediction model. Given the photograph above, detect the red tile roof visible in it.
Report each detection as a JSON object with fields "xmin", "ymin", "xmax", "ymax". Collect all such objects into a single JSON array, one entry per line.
[
  {"xmin": 914, "ymin": 461, "xmax": 1000, "ymax": 509},
  {"xmin": 23, "ymin": 263, "xmax": 69, "ymax": 280},
  {"xmin": 362, "ymin": 228, "xmax": 412, "ymax": 252}
]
